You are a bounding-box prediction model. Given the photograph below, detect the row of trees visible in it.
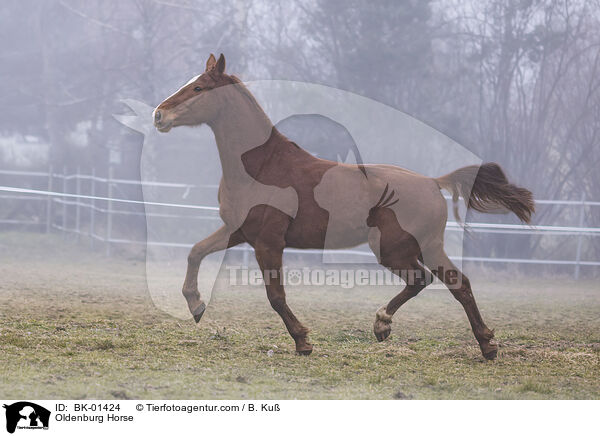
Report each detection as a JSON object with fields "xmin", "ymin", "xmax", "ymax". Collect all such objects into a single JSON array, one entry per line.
[{"xmin": 2, "ymin": 0, "xmax": 599, "ymax": 267}]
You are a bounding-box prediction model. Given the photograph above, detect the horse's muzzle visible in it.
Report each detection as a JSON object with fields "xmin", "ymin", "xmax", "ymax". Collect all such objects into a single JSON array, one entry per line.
[{"xmin": 153, "ymin": 109, "xmax": 173, "ymax": 132}]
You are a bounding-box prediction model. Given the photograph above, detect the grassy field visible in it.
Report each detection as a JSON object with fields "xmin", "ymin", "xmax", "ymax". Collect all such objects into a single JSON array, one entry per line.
[{"xmin": 0, "ymin": 233, "xmax": 598, "ymax": 399}]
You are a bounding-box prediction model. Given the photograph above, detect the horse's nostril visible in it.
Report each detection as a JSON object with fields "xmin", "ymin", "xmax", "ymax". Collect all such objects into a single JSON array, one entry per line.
[{"xmin": 154, "ymin": 110, "xmax": 162, "ymax": 122}]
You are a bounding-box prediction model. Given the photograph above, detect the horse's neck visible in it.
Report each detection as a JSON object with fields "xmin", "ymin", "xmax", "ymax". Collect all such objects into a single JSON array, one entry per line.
[{"xmin": 208, "ymin": 91, "xmax": 278, "ymax": 185}]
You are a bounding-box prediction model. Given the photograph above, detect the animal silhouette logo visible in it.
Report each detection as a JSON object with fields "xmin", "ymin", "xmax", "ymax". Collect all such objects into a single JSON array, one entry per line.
[{"xmin": 3, "ymin": 402, "xmax": 50, "ymax": 433}]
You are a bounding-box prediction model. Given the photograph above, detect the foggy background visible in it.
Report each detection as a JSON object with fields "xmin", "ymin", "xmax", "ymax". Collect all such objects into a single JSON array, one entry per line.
[{"xmin": 1, "ymin": 0, "xmax": 599, "ymax": 275}]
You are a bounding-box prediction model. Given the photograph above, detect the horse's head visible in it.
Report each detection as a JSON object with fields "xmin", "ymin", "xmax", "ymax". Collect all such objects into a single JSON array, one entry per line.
[{"xmin": 153, "ymin": 53, "xmax": 232, "ymax": 132}]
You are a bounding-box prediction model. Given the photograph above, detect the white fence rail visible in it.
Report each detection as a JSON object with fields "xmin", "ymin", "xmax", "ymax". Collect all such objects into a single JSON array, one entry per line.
[{"xmin": 1, "ymin": 167, "xmax": 598, "ymax": 277}]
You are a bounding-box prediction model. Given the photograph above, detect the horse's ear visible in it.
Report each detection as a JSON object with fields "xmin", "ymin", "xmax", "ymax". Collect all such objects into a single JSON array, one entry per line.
[
  {"xmin": 216, "ymin": 53, "xmax": 226, "ymax": 74},
  {"xmin": 205, "ymin": 53, "xmax": 216, "ymax": 72}
]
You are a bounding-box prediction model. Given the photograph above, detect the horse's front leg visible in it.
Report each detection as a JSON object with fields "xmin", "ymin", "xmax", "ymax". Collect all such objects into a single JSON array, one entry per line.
[
  {"xmin": 183, "ymin": 225, "xmax": 244, "ymax": 322},
  {"xmin": 254, "ymin": 239, "xmax": 312, "ymax": 355}
]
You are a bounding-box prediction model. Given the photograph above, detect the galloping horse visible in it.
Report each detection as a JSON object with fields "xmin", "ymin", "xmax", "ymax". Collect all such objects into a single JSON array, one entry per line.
[{"xmin": 153, "ymin": 54, "xmax": 534, "ymax": 360}]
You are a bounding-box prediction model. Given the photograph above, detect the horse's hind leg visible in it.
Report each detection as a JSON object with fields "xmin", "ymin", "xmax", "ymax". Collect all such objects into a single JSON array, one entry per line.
[
  {"xmin": 183, "ymin": 225, "xmax": 243, "ymax": 322},
  {"xmin": 369, "ymin": 229, "xmax": 434, "ymax": 342},
  {"xmin": 423, "ymin": 247, "xmax": 497, "ymax": 360},
  {"xmin": 373, "ymin": 262, "xmax": 433, "ymax": 342}
]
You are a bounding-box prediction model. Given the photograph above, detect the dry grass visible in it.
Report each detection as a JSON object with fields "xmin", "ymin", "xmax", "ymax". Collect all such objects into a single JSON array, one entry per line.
[{"xmin": 0, "ymin": 233, "xmax": 598, "ymax": 399}]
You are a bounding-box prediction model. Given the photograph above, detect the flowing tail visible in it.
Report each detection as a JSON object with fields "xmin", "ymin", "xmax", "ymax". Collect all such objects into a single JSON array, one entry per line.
[{"xmin": 435, "ymin": 162, "xmax": 535, "ymax": 224}]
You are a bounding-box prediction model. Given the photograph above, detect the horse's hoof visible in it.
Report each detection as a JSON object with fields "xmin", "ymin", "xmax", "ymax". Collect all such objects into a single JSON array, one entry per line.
[
  {"xmin": 374, "ymin": 306, "xmax": 392, "ymax": 342},
  {"xmin": 375, "ymin": 327, "xmax": 391, "ymax": 342},
  {"xmin": 481, "ymin": 342, "xmax": 498, "ymax": 360},
  {"xmin": 296, "ymin": 345, "xmax": 313, "ymax": 356},
  {"xmin": 192, "ymin": 302, "xmax": 206, "ymax": 323}
]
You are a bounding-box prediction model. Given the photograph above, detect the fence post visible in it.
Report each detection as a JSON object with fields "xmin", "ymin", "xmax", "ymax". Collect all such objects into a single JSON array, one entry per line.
[
  {"xmin": 62, "ymin": 165, "xmax": 67, "ymax": 238},
  {"xmin": 75, "ymin": 166, "xmax": 81, "ymax": 240},
  {"xmin": 574, "ymin": 193, "xmax": 586, "ymax": 280},
  {"xmin": 90, "ymin": 167, "xmax": 95, "ymax": 249},
  {"xmin": 106, "ymin": 165, "xmax": 113, "ymax": 257},
  {"xmin": 45, "ymin": 164, "xmax": 53, "ymax": 233}
]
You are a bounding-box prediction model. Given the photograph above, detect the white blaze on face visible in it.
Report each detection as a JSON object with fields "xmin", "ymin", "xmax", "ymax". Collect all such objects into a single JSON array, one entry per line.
[
  {"xmin": 163, "ymin": 75, "xmax": 201, "ymax": 105},
  {"xmin": 185, "ymin": 74, "xmax": 201, "ymax": 86},
  {"xmin": 154, "ymin": 74, "xmax": 201, "ymax": 119}
]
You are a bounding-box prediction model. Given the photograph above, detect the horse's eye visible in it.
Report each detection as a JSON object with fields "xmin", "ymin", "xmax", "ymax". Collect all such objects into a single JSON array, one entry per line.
[{"xmin": 194, "ymin": 86, "xmax": 202, "ymax": 92}]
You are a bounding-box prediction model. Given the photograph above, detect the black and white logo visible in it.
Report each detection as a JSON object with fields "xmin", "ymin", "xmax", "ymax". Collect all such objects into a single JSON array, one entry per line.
[{"xmin": 3, "ymin": 402, "xmax": 50, "ymax": 433}]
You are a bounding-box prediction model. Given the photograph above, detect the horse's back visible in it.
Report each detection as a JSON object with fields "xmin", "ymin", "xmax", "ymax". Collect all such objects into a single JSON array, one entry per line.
[
  {"xmin": 307, "ymin": 161, "xmax": 447, "ymax": 248},
  {"xmin": 361, "ymin": 163, "xmax": 448, "ymax": 246}
]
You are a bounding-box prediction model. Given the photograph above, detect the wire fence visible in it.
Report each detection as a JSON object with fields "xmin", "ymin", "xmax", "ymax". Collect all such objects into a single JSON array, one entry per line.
[{"xmin": 1, "ymin": 167, "xmax": 598, "ymax": 278}]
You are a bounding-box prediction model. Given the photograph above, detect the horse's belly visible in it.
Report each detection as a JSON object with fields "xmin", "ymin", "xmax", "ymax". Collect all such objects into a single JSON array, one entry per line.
[{"xmin": 285, "ymin": 209, "xmax": 369, "ymax": 249}]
